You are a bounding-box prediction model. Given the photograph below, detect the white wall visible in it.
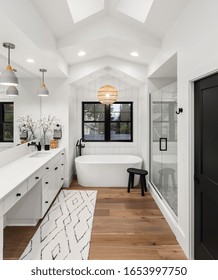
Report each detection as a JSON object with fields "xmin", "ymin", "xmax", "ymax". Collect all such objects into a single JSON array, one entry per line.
[
  {"xmin": 75, "ymin": 78, "xmax": 141, "ymax": 157},
  {"xmin": 69, "ymin": 86, "xmax": 77, "ymax": 180},
  {"xmin": 40, "ymin": 78, "xmax": 73, "ymax": 187},
  {"xmin": 138, "ymin": 85, "xmax": 149, "ymax": 170},
  {"xmin": 14, "ymin": 78, "xmax": 41, "ymax": 144},
  {"xmin": 148, "ymin": 0, "xmax": 218, "ymax": 258},
  {"xmin": 0, "ymin": 78, "xmax": 40, "ymax": 152}
]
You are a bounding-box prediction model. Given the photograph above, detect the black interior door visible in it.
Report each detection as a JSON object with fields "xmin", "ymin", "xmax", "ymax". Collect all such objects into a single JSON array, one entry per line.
[{"xmin": 195, "ymin": 73, "xmax": 218, "ymax": 259}]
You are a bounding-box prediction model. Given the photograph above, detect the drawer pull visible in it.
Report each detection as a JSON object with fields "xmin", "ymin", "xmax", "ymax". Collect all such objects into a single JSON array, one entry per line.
[
  {"xmin": 61, "ymin": 164, "xmax": 64, "ymax": 166},
  {"xmin": 61, "ymin": 178, "xmax": 64, "ymax": 180},
  {"xmin": 45, "ymin": 201, "xmax": 49, "ymax": 204},
  {"xmin": 62, "ymin": 153, "xmax": 64, "ymax": 155},
  {"xmin": 46, "ymin": 167, "xmax": 49, "ymax": 170},
  {"xmin": 45, "ymin": 182, "xmax": 49, "ymax": 185},
  {"xmin": 55, "ymin": 167, "xmax": 58, "ymax": 170},
  {"xmin": 35, "ymin": 176, "xmax": 39, "ymax": 180},
  {"xmin": 16, "ymin": 193, "xmax": 21, "ymax": 197}
]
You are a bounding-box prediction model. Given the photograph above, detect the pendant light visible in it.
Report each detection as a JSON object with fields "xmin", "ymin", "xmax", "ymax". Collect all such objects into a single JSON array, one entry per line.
[
  {"xmin": 0, "ymin": 42, "xmax": 18, "ymax": 86},
  {"xmin": 97, "ymin": 67, "xmax": 118, "ymax": 105},
  {"xmin": 6, "ymin": 86, "xmax": 19, "ymax": 96},
  {"xmin": 38, "ymin": 69, "xmax": 49, "ymax": 96},
  {"xmin": 98, "ymin": 84, "xmax": 118, "ymax": 105}
]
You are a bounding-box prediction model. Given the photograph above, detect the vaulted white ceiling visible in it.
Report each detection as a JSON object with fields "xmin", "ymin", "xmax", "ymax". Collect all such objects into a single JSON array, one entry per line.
[{"xmin": 0, "ymin": 0, "xmax": 190, "ymax": 86}]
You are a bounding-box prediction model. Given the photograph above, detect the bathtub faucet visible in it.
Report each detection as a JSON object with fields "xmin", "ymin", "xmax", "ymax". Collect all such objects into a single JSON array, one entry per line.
[{"xmin": 76, "ymin": 138, "xmax": 86, "ymax": 156}]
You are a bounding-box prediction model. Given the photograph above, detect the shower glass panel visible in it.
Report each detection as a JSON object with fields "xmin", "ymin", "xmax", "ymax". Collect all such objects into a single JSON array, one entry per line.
[{"xmin": 150, "ymin": 82, "xmax": 178, "ymax": 216}]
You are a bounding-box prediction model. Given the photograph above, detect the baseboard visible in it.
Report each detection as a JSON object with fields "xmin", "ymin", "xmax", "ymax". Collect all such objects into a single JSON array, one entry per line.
[
  {"xmin": 148, "ymin": 182, "xmax": 188, "ymax": 258},
  {"xmin": 6, "ymin": 218, "xmax": 39, "ymax": 226},
  {"xmin": 64, "ymin": 171, "xmax": 74, "ymax": 188}
]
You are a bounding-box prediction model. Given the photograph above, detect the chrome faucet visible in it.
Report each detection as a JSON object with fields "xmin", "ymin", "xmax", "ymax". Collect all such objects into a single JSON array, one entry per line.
[{"xmin": 76, "ymin": 138, "xmax": 86, "ymax": 156}]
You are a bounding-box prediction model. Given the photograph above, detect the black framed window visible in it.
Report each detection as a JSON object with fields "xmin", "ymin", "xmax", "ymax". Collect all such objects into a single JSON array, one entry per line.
[
  {"xmin": 82, "ymin": 102, "xmax": 133, "ymax": 142},
  {"xmin": 0, "ymin": 102, "xmax": 14, "ymax": 142}
]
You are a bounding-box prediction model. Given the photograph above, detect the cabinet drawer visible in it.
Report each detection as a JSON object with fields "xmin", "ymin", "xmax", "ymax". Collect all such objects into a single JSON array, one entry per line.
[
  {"xmin": 41, "ymin": 189, "xmax": 51, "ymax": 217},
  {"xmin": 28, "ymin": 169, "xmax": 42, "ymax": 191},
  {"xmin": 3, "ymin": 181, "xmax": 28, "ymax": 214},
  {"xmin": 42, "ymin": 155, "xmax": 61, "ymax": 176}
]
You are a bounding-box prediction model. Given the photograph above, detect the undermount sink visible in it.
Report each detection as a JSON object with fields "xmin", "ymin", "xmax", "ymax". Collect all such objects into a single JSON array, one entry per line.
[{"xmin": 29, "ymin": 152, "xmax": 51, "ymax": 158}]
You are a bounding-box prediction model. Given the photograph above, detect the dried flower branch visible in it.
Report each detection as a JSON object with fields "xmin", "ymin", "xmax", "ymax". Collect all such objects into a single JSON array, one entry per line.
[{"xmin": 17, "ymin": 115, "xmax": 36, "ymax": 140}]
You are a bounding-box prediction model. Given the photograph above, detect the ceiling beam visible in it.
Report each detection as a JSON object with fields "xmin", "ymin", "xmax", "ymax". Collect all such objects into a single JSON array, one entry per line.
[
  {"xmin": 57, "ymin": 16, "xmax": 161, "ymax": 50},
  {"xmin": 68, "ymin": 56, "xmax": 147, "ymax": 85}
]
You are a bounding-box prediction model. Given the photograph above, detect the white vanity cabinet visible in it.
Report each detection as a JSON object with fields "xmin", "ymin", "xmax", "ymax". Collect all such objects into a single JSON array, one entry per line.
[
  {"xmin": 41, "ymin": 151, "xmax": 65, "ymax": 217},
  {"xmin": 3, "ymin": 181, "xmax": 28, "ymax": 214},
  {"xmin": 0, "ymin": 147, "xmax": 65, "ymax": 260},
  {"xmin": 0, "ymin": 202, "xmax": 3, "ymax": 258}
]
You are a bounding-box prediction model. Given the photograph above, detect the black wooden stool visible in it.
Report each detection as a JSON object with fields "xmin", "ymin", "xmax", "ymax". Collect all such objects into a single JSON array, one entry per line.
[{"xmin": 127, "ymin": 168, "xmax": 148, "ymax": 196}]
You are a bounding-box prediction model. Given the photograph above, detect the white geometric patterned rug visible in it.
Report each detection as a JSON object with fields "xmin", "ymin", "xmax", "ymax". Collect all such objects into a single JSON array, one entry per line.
[{"xmin": 20, "ymin": 190, "xmax": 97, "ymax": 260}]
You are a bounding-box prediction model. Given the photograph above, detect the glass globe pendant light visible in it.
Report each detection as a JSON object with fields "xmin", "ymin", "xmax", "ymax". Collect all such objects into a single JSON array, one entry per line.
[
  {"xmin": 38, "ymin": 69, "xmax": 49, "ymax": 96},
  {"xmin": 0, "ymin": 42, "xmax": 18, "ymax": 86}
]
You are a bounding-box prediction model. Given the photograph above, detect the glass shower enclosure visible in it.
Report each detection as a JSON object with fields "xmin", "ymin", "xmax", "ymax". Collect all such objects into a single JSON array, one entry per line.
[{"xmin": 150, "ymin": 82, "xmax": 178, "ymax": 216}]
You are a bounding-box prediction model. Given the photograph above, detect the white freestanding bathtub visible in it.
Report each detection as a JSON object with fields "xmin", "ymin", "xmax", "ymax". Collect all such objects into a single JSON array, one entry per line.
[{"xmin": 75, "ymin": 155, "xmax": 143, "ymax": 187}]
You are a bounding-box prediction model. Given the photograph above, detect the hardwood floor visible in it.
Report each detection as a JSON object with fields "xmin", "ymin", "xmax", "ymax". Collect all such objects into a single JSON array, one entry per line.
[{"xmin": 3, "ymin": 177, "xmax": 187, "ymax": 260}]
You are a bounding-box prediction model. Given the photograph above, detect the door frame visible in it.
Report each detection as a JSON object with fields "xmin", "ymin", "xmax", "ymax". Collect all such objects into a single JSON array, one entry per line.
[{"xmin": 190, "ymin": 69, "xmax": 218, "ymax": 259}]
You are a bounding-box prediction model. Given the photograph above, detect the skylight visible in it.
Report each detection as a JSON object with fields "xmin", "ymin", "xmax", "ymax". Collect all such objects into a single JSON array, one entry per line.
[
  {"xmin": 67, "ymin": 0, "xmax": 104, "ymax": 23},
  {"xmin": 115, "ymin": 0, "xmax": 154, "ymax": 23}
]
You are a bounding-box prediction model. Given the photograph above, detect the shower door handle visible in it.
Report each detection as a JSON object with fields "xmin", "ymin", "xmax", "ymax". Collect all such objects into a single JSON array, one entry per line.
[{"xmin": 159, "ymin": 138, "xmax": 167, "ymax": 151}]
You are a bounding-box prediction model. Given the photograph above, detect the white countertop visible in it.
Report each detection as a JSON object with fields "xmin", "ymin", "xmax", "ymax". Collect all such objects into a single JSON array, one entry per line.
[{"xmin": 0, "ymin": 148, "xmax": 64, "ymax": 201}]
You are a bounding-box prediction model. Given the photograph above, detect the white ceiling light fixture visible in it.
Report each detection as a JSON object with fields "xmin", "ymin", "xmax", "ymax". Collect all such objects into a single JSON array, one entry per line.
[
  {"xmin": 6, "ymin": 86, "xmax": 19, "ymax": 96},
  {"xmin": 0, "ymin": 42, "xmax": 18, "ymax": 86},
  {"xmin": 26, "ymin": 58, "xmax": 35, "ymax": 63},
  {"xmin": 78, "ymin": 51, "xmax": 86, "ymax": 57},
  {"xmin": 38, "ymin": 69, "xmax": 49, "ymax": 97},
  {"xmin": 131, "ymin": 51, "xmax": 139, "ymax": 57}
]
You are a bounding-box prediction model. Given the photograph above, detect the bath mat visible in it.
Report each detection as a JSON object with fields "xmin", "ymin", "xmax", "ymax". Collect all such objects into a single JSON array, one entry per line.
[{"xmin": 20, "ymin": 190, "xmax": 97, "ymax": 260}]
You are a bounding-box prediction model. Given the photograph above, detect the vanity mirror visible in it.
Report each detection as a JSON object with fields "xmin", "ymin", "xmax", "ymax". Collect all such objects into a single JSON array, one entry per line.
[{"xmin": 0, "ymin": 59, "xmax": 40, "ymax": 152}]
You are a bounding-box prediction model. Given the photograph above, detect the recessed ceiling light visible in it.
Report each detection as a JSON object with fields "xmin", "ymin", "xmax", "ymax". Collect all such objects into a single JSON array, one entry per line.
[
  {"xmin": 78, "ymin": 51, "xmax": 86, "ymax": 57},
  {"xmin": 131, "ymin": 51, "xmax": 139, "ymax": 57},
  {"xmin": 26, "ymin": 58, "xmax": 35, "ymax": 63}
]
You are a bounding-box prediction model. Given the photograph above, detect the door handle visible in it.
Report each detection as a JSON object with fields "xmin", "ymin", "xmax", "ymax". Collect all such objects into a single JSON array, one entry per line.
[{"xmin": 159, "ymin": 138, "xmax": 167, "ymax": 151}]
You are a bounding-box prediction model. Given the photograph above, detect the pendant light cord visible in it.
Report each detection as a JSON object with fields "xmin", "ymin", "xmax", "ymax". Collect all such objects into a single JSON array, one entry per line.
[{"xmin": 8, "ymin": 47, "xmax": 10, "ymax": 66}]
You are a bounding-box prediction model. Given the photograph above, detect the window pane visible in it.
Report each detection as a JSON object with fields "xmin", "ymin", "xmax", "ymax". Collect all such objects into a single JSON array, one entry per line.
[
  {"xmin": 84, "ymin": 110, "xmax": 94, "ymax": 121},
  {"xmin": 3, "ymin": 123, "xmax": 13, "ymax": 141},
  {"xmin": 120, "ymin": 112, "xmax": 131, "ymax": 121},
  {"xmin": 111, "ymin": 122, "xmax": 131, "ymax": 140},
  {"xmin": 4, "ymin": 103, "xmax": 13, "ymax": 112},
  {"xmin": 4, "ymin": 112, "xmax": 13, "ymax": 122},
  {"xmin": 111, "ymin": 112, "xmax": 120, "ymax": 121},
  {"xmin": 94, "ymin": 104, "xmax": 104, "ymax": 112},
  {"xmin": 84, "ymin": 104, "xmax": 94, "ymax": 112},
  {"xmin": 111, "ymin": 104, "xmax": 121, "ymax": 112},
  {"xmin": 84, "ymin": 122, "xmax": 105, "ymax": 141},
  {"xmin": 120, "ymin": 103, "xmax": 131, "ymax": 112},
  {"xmin": 94, "ymin": 112, "xmax": 104, "ymax": 121},
  {"xmin": 84, "ymin": 103, "xmax": 105, "ymax": 121}
]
